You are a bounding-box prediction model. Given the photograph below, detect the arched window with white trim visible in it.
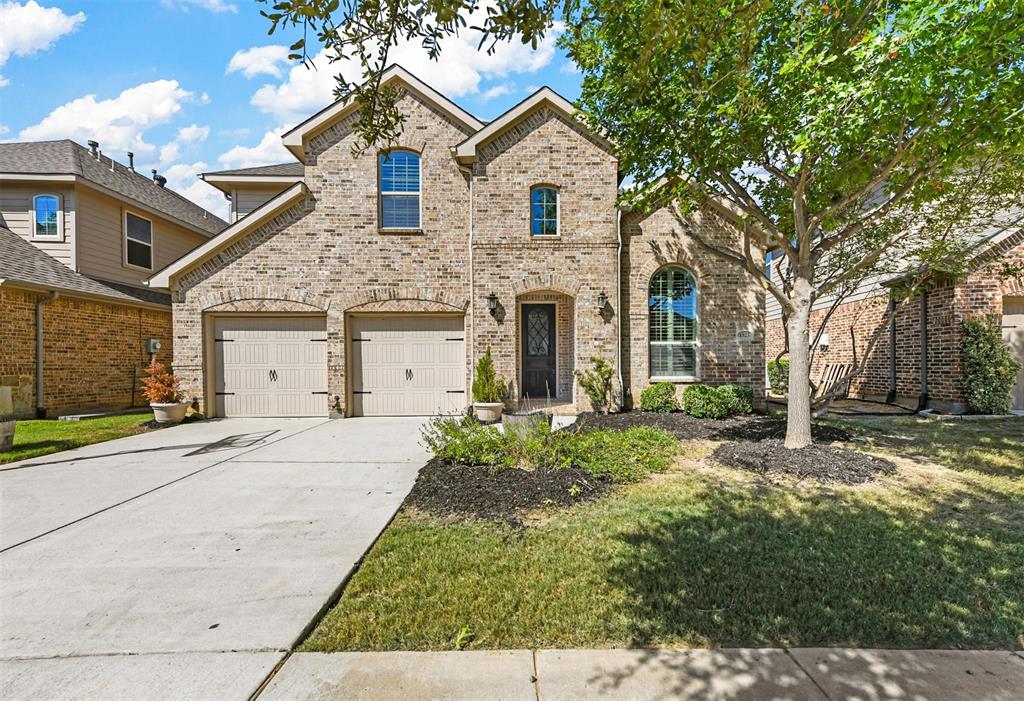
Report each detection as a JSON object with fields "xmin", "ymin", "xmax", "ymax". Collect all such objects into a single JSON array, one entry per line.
[
  {"xmin": 649, "ymin": 266, "xmax": 698, "ymax": 378},
  {"xmin": 33, "ymin": 194, "xmax": 61, "ymax": 238}
]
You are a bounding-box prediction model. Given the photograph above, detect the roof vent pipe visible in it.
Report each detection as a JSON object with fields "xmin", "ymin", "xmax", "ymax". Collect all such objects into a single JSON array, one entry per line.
[
  {"xmin": 155, "ymin": 175, "xmax": 167, "ymax": 188},
  {"xmin": 152, "ymin": 169, "xmax": 158, "ymax": 182},
  {"xmin": 88, "ymin": 140, "xmax": 99, "ymax": 158},
  {"xmin": 127, "ymin": 152, "xmax": 135, "ymax": 171}
]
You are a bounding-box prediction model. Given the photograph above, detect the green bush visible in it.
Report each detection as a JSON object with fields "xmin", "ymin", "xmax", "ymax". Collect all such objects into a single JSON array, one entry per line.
[
  {"xmin": 718, "ymin": 384, "xmax": 754, "ymax": 414},
  {"xmin": 471, "ymin": 347, "xmax": 507, "ymax": 403},
  {"xmin": 639, "ymin": 382, "xmax": 678, "ymax": 412},
  {"xmin": 574, "ymin": 356, "xmax": 616, "ymax": 413},
  {"xmin": 961, "ymin": 315, "xmax": 1020, "ymax": 414},
  {"xmin": 767, "ymin": 358, "xmax": 790, "ymax": 394},
  {"xmin": 681, "ymin": 384, "xmax": 754, "ymax": 419},
  {"xmin": 420, "ymin": 415, "xmax": 677, "ymax": 483}
]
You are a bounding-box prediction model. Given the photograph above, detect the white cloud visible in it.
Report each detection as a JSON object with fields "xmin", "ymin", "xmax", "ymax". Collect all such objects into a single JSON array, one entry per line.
[
  {"xmin": 250, "ymin": 14, "xmax": 564, "ymax": 126},
  {"xmin": 158, "ymin": 142, "xmax": 180, "ymax": 164},
  {"xmin": 559, "ymin": 59, "xmax": 580, "ymax": 74},
  {"xmin": 176, "ymin": 124, "xmax": 209, "ymax": 143},
  {"xmin": 0, "ymin": 124, "xmax": 9, "ymax": 135},
  {"xmin": 227, "ymin": 45, "xmax": 290, "ymax": 78},
  {"xmin": 0, "ymin": 1, "xmax": 85, "ymax": 85},
  {"xmin": 162, "ymin": 161, "xmax": 230, "ymax": 220},
  {"xmin": 481, "ymin": 83, "xmax": 512, "ymax": 101},
  {"xmin": 161, "ymin": 0, "xmax": 237, "ymax": 14},
  {"xmin": 19, "ymin": 80, "xmax": 193, "ymax": 155},
  {"xmin": 217, "ymin": 129, "xmax": 291, "ymax": 169}
]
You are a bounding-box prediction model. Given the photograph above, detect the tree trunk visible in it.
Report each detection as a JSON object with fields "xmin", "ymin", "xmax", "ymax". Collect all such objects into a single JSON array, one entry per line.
[{"xmin": 785, "ymin": 295, "xmax": 814, "ymax": 449}]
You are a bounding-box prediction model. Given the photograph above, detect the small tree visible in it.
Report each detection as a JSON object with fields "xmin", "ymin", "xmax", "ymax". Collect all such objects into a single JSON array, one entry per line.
[
  {"xmin": 141, "ymin": 363, "xmax": 182, "ymax": 404},
  {"xmin": 961, "ymin": 316, "xmax": 1020, "ymax": 415},
  {"xmin": 471, "ymin": 347, "xmax": 507, "ymax": 403},
  {"xmin": 575, "ymin": 356, "xmax": 616, "ymax": 413}
]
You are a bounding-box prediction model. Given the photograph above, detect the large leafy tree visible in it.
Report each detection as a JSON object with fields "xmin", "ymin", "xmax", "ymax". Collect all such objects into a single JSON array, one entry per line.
[{"xmin": 261, "ymin": 0, "xmax": 1024, "ymax": 448}]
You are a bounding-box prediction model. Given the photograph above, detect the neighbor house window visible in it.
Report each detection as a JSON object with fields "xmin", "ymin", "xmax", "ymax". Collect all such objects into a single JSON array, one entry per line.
[
  {"xmin": 379, "ymin": 150, "xmax": 421, "ymax": 229},
  {"xmin": 33, "ymin": 195, "xmax": 60, "ymax": 238},
  {"xmin": 530, "ymin": 186, "xmax": 558, "ymax": 236},
  {"xmin": 649, "ymin": 266, "xmax": 698, "ymax": 378},
  {"xmin": 124, "ymin": 211, "xmax": 153, "ymax": 269}
]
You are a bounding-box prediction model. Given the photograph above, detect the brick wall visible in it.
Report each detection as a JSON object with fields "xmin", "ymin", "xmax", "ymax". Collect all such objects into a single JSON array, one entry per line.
[{"xmin": 0, "ymin": 286, "xmax": 173, "ymax": 417}]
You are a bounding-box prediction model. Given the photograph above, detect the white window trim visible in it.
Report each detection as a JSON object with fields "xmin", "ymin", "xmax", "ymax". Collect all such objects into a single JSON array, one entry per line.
[
  {"xmin": 648, "ymin": 267, "xmax": 701, "ymax": 381},
  {"xmin": 530, "ymin": 185, "xmax": 560, "ymax": 238},
  {"xmin": 123, "ymin": 209, "xmax": 154, "ymax": 271},
  {"xmin": 379, "ymin": 149, "xmax": 422, "ymax": 232},
  {"xmin": 31, "ymin": 194, "xmax": 64, "ymax": 241}
]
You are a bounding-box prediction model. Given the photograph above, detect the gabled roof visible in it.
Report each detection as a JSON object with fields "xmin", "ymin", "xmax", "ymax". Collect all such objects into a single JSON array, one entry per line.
[
  {"xmin": 0, "ymin": 140, "xmax": 228, "ymax": 236},
  {"xmin": 147, "ymin": 182, "xmax": 307, "ymax": 289},
  {"xmin": 281, "ymin": 65, "xmax": 486, "ymax": 162},
  {"xmin": 0, "ymin": 227, "xmax": 170, "ymax": 307},
  {"xmin": 202, "ymin": 162, "xmax": 305, "ymax": 178},
  {"xmin": 200, "ymin": 162, "xmax": 305, "ymax": 193},
  {"xmin": 453, "ymin": 87, "xmax": 612, "ymax": 163}
]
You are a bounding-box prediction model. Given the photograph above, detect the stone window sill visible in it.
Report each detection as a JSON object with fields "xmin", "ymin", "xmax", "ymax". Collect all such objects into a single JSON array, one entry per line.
[
  {"xmin": 650, "ymin": 376, "xmax": 700, "ymax": 384},
  {"xmin": 379, "ymin": 228, "xmax": 424, "ymax": 235}
]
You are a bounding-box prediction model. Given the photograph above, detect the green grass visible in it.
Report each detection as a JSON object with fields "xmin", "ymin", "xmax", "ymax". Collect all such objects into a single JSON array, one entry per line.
[
  {"xmin": 303, "ymin": 416, "xmax": 1024, "ymax": 652},
  {"xmin": 1, "ymin": 412, "xmax": 155, "ymax": 464}
]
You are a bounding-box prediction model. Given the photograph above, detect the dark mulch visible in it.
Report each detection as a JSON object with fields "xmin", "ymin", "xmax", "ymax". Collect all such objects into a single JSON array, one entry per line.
[
  {"xmin": 573, "ymin": 411, "xmax": 853, "ymax": 443},
  {"xmin": 711, "ymin": 440, "xmax": 897, "ymax": 485},
  {"xmin": 404, "ymin": 457, "xmax": 609, "ymax": 523}
]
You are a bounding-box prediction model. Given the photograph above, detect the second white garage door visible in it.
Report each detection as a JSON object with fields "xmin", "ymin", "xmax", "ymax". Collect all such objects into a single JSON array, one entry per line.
[
  {"xmin": 349, "ymin": 315, "xmax": 466, "ymax": 416},
  {"xmin": 213, "ymin": 316, "xmax": 328, "ymax": 417}
]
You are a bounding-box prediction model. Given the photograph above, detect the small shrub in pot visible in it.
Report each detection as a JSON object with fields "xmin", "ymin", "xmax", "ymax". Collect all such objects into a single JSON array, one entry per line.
[
  {"xmin": 141, "ymin": 363, "xmax": 187, "ymax": 424},
  {"xmin": 639, "ymin": 382, "xmax": 678, "ymax": 412},
  {"xmin": 471, "ymin": 348, "xmax": 508, "ymax": 423}
]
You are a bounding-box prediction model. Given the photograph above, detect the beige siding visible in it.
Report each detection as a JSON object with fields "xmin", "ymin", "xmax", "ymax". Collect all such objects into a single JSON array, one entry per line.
[
  {"xmin": 233, "ymin": 186, "xmax": 290, "ymax": 222},
  {"xmin": 75, "ymin": 185, "xmax": 206, "ymax": 286},
  {"xmin": 0, "ymin": 182, "xmax": 76, "ymax": 268}
]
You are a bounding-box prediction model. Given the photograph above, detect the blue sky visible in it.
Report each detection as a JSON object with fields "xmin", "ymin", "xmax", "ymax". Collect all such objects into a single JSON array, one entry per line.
[{"xmin": 0, "ymin": 0, "xmax": 583, "ymax": 218}]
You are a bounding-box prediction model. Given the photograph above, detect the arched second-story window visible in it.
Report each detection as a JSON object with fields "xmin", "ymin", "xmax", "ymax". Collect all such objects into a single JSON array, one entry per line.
[
  {"xmin": 649, "ymin": 266, "xmax": 698, "ymax": 378},
  {"xmin": 33, "ymin": 194, "xmax": 61, "ymax": 238},
  {"xmin": 530, "ymin": 186, "xmax": 558, "ymax": 236},
  {"xmin": 379, "ymin": 150, "xmax": 421, "ymax": 230}
]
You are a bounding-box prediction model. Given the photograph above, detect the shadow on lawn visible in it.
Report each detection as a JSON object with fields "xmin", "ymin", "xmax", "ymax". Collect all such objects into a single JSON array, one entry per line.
[{"xmin": 605, "ymin": 479, "xmax": 1024, "ymax": 651}]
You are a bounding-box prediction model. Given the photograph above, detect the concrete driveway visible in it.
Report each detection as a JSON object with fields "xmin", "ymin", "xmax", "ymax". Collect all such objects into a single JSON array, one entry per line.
[{"xmin": 0, "ymin": 416, "xmax": 429, "ymax": 700}]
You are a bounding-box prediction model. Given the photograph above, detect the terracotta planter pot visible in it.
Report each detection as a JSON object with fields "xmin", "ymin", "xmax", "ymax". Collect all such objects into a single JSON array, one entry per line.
[
  {"xmin": 474, "ymin": 402, "xmax": 504, "ymax": 424},
  {"xmin": 151, "ymin": 402, "xmax": 187, "ymax": 424}
]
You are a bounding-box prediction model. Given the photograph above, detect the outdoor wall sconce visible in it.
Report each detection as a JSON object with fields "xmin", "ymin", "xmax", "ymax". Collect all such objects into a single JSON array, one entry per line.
[
  {"xmin": 487, "ymin": 292, "xmax": 500, "ymax": 317},
  {"xmin": 597, "ymin": 290, "xmax": 608, "ymax": 313}
]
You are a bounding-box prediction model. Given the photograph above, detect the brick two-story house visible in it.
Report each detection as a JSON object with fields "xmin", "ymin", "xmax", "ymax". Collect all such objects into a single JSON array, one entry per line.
[
  {"xmin": 0, "ymin": 139, "xmax": 227, "ymax": 417},
  {"xmin": 148, "ymin": 66, "xmax": 764, "ymax": 418}
]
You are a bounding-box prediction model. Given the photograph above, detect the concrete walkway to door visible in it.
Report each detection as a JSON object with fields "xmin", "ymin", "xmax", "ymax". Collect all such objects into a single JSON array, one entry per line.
[{"xmin": 0, "ymin": 416, "xmax": 429, "ymax": 700}]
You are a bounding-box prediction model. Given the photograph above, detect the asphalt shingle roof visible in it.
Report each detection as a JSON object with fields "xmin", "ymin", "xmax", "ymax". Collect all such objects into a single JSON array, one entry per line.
[
  {"xmin": 0, "ymin": 227, "xmax": 171, "ymax": 306},
  {"xmin": 201, "ymin": 162, "xmax": 304, "ymax": 177},
  {"xmin": 0, "ymin": 140, "xmax": 227, "ymax": 236}
]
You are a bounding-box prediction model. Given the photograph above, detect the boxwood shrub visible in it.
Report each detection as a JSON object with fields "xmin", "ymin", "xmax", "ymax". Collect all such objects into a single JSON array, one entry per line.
[
  {"xmin": 767, "ymin": 358, "xmax": 790, "ymax": 394},
  {"xmin": 681, "ymin": 383, "xmax": 754, "ymax": 419},
  {"xmin": 639, "ymin": 382, "xmax": 679, "ymax": 412},
  {"xmin": 961, "ymin": 315, "xmax": 1020, "ymax": 414}
]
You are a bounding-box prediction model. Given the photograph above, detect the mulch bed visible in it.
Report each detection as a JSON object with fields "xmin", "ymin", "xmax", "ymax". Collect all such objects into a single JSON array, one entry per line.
[
  {"xmin": 573, "ymin": 411, "xmax": 853, "ymax": 443},
  {"xmin": 403, "ymin": 457, "xmax": 609, "ymax": 523},
  {"xmin": 711, "ymin": 440, "xmax": 897, "ymax": 485}
]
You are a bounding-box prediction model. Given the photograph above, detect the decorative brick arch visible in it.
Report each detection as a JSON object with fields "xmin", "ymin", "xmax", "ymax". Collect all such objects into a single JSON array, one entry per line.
[
  {"xmin": 198, "ymin": 287, "xmax": 330, "ymax": 312},
  {"xmin": 339, "ymin": 288, "xmax": 468, "ymax": 312},
  {"xmin": 636, "ymin": 257, "xmax": 706, "ymax": 288},
  {"xmin": 511, "ymin": 273, "xmax": 582, "ymax": 298}
]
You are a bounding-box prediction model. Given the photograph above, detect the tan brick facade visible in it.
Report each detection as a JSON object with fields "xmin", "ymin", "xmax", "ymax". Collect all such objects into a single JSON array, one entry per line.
[
  {"xmin": 169, "ymin": 86, "xmax": 764, "ymax": 416},
  {"xmin": 0, "ymin": 286, "xmax": 173, "ymax": 417},
  {"xmin": 765, "ymin": 236, "xmax": 1024, "ymax": 412}
]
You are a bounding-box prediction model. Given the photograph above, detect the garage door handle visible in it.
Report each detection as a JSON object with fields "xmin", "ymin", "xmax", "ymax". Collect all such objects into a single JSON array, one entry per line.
[
  {"xmin": 406, "ymin": 369, "xmax": 413, "ymax": 381},
  {"xmin": 269, "ymin": 369, "xmax": 278, "ymax": 382}
]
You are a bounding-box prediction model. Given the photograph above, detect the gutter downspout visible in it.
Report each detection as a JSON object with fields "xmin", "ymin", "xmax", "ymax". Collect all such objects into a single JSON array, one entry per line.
[
  {"xmin": 615, "ymin": 208, "xmax": 624, "ymax": 410},
  {"xmin": 457, "ymin": 161, "xmax": 474, "ymax": 413},
  {"xmin": 35, "ymin": 291, "xmax": 59, "ymax": 419},
  {"xmin": 918, "ymin": 289, "xmax": 929, "ymax": 410},
  {"xmin": 886, "ymin": 293, "xmax": 897, "ymax": 403}
]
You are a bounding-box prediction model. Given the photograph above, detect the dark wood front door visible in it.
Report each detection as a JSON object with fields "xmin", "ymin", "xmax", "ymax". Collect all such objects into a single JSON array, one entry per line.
[{"xmin": 521, "ymin": 303, "xmax": 556, "ymax": 398}]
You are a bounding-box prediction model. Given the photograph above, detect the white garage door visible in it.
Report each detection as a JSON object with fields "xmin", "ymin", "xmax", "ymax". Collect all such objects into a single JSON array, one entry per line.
[
  {"xmin": 213, "ymin": 316, "xmax": 328, "ymax": 417},
  {"xmin": 349, "ymin": 315, "xmax": 466, "ymax": 416}
]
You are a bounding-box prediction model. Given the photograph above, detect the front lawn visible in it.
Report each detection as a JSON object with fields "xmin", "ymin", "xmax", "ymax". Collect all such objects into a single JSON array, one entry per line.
[
  {"xmin": 0, "ymin": 412, "xmax": 155, "ymax": 464},
  {"xmin": 303, "ymin": 416, "xmax": 1024, "ymax": 651}
]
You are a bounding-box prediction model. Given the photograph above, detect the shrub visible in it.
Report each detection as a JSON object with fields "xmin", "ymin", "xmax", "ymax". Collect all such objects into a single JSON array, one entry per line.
[
  {"xmin": 718, "ymin": 384, "xmax": 754, "ymax": 415},
  {"xmin": 559, "ymin": 426, "xmax": 677, "ymax": 482},
  {"xmin": 767, "ymin": 358, "xmax": 790, "ymax": 394},
  {"xmin": 681, "ymin": 384, "xmax": 733, "ymax": 419},
  {"xmin": 639, "ymin": 382, "xmax": 678, "ymax": 412},
  {"xmin": 140, "ymin": 363, "xmax": 181, "ymax": 404},
  {"xmin": 574, "ymin": 356, "xmax": 616, "ymax": 413},
  {"xmin": 471, "ymin": 347, "xmax": 507, "ymax": 403},
  {"xmin": 420, "ymin": 416, "xmax": 511, "ymax": 468},
  {"xmin": 961, "ymin": 315, "xmax": 1020, "ymax": 414}
]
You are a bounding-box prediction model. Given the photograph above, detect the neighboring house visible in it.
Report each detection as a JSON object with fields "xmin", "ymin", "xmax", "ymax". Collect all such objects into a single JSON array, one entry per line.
[
  {"xmin": 0, "ymin": 140, "xmax": 228, "ymax": 417},
  {"xmin": 765, "ymin": 210, "xmax": 1024, "ymax": 412},
  {"xmin": 148, "ymin": 65, "xmax": 764, "ymax": 419}
]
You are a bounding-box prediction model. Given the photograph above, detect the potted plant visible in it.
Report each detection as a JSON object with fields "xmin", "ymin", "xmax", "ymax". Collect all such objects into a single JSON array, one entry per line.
[
  {"xmin": 472, "ymin": 348, "xmax": 507, "ymax": 423},
  {"xmin": 141, "ymin": 362, "xmax": 187, "ymax": 424}
]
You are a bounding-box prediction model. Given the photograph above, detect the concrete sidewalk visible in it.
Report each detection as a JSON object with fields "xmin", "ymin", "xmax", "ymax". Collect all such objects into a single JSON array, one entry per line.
[{"xmin": 259, "ymin": 648, "xmax": 1024, "ymax": 701}]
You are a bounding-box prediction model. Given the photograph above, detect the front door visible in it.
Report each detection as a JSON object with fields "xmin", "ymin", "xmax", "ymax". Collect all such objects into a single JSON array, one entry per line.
[{"xmin": 521, "ymin": 304, "xmax": 556, "ymax": 398}]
